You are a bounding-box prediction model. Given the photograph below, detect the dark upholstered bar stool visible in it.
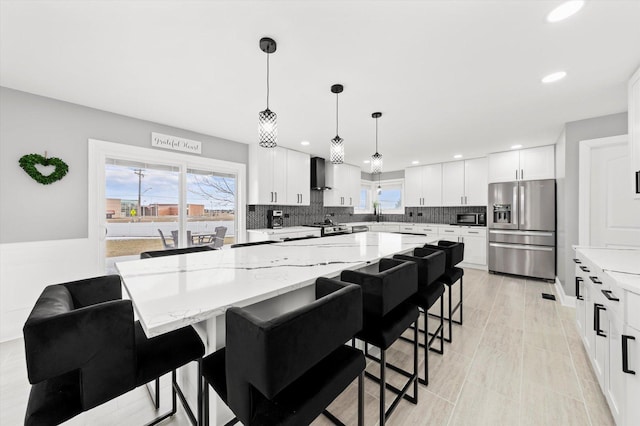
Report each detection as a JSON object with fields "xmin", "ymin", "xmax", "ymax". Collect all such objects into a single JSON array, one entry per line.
[
  {"xmin": 340, "ymin": 258, "xmax": 419, "ymax": 426},
  {"xmin": 23, "ymin": 275, "xmax": 204, "ymax": 426},
  {"xmin": 201, "ymin": 278, "xmax": 365, "ymax": 426},
  {"xmin": 423, "ymin": 241, "xmax": 465, "ymax": 342},
  {"xmin": 393, "ymin": 248, "xmax": 446, "ymax": 386},
  {"xmin": 141, "ymin": 245, "xmax": 217, "ymax": 258}
]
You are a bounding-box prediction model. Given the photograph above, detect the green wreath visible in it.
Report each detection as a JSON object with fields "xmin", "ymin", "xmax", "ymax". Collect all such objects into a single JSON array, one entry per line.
[{"xmin": 19, "ymin": 153, "xmax": 69, "ymax": 185}]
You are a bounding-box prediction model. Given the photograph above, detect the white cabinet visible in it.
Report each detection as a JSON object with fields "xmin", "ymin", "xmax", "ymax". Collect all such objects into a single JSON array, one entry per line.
[
  {"xmin": 574, "ymin": 248, "xmax": 640, "ymax": 426},
  {"xmin": 248, "ymin": 146, "xmax": 310, "ymax": 205},
  {"xmin": 629, "ymin": 65, "xmax": 640, "ymax": 199},
  {"xmin": 324, "ymin": 163, "xmax": 360, "ymax": 207},
  {"xmin": 437, "ymin": 226, "xmax": 487, "ymax": 266},
  {"xmin": 404, "ymin": 164, "xmax": 442, "ymax": 207},
  {"xmin": 286, "ymin": 149, "xmax": 310, "ymax": 205},
  {"xmin": 442, "ymin": 161, "xmax": 465, "ymax": 206},
  {"xmin": 488, "ymin": 146, "xmax": 555, "ymax": 183},
  {"xmin": 441, "ymin": 158, "xmax": 488, "ymax": 206}
]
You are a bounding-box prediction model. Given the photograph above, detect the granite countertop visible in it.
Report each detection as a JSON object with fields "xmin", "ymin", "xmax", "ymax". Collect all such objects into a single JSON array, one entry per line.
[
  {"xmin": 117, "ymin": 232, "xmax": 436, "ymax": 337},
  {"xmin": 574, "ymin": 246, "xmax": 640, "ymax": 293}
]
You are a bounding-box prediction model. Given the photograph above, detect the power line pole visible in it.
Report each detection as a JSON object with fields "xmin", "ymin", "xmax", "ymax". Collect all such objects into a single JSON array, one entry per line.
[{"xmin": 134, "ymin": 169, "xmax": 145, "ymax": 222}]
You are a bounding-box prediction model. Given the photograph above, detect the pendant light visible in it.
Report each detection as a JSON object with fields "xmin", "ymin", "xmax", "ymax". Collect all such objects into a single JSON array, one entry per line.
[
  {"xmin": 371, "ymin": 112, "xmax": 383, "ymax": 174},
  {"xmin": 330, "ymin": 84, "xmax": 344, "ymax": 164},
  {"xmin": 258, "ymin": 37, "xmax": 277, "ymax": 148}
]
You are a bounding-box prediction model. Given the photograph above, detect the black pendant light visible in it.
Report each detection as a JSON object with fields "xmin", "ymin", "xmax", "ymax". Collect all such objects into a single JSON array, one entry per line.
[
  {"xmin": 258, "ymin": 37, "xmax": 277, "ymax": 148},
  {"xmin": 371, "ymin": 112, "xmax": 383, "ymax": 174},
  {"xmin": 330, "ymin": 84, "xmax": 344, "ymax": 164}
]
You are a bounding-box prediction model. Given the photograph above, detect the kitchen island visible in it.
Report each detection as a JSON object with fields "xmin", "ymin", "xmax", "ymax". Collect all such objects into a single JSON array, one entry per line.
[{"xmin": 116, "ymin": 231, "xmax": 435, "ymax": 425}]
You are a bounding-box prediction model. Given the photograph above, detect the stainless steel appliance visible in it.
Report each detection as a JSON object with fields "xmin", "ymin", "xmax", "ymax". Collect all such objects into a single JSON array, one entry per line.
[
  {"xmin": 267, "ymin": 210, "xmax": 283, "ymax": 229},
  {"xmin": 455, "ymin": 213, "xmax": 486, "ymax": 226},
  {"xmin": 488, "ymin": 179, "xmax": 556, "ymax": 281},
  {"xmin": 304, "ymin": 222, "xmax": 350, "ymax": 237}
]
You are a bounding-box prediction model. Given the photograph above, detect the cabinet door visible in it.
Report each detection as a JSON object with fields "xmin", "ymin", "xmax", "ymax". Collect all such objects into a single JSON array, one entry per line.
[
  {"xmin": 442, "ymin": 161, "xmax": 465, "ymax": 206},
  {"xmin": 624, "ymin": 326, "xmax": 639, "ymax": 425},
  {"xmin": 519, "ymin": 146, "xmax": 555, "ymax": 181},
  {"xmin": 593, "ymin": 301, "xmax": 608, "ymax": 386},
  {"xmin": 347, "ymin": 165, "xmax": 361, "ymax": 207},
  {"xmin": 629, "ymin": 66, "xmax": 640, "ymax": 198},
  {"xmin": 250, "ymin": 146, "xmax": 276, "ymax": 204},
  {"xmin": 460, "ymin": 235, "xmax": 486, "ymax": 265},
  {"xmin": 272, "ymin": 147, "xmax": 288, "ymax": 204},
  {"xmin": 286, "ymin": 149, "xmax": 310, "ymax": 205},
  {"xmin": 606, "ymin": 318, "xmax": 624, "ymax": 425},
  {"xmin": 323, "ymin": 163, "xmax": 342, "ymax": 207},
  {"xmin": 488, "ymin": 151, "xmax": 520, "ymax": 183},
  {"xmin": 464, "ymin": 157, "xmax": 488, "ymax": 205},
  {"xmin": 423, "ymin": 164, "xmax": 443, "ymax": 206},
  {"xmin": 404, "ymin": 166, "xmax": 423, "ymax": 207}
]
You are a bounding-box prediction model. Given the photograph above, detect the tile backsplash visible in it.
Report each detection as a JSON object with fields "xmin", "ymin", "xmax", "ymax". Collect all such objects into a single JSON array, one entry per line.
[{"xmin": 246, "ymin": 191, "xmax": 486, "ymax": 229}]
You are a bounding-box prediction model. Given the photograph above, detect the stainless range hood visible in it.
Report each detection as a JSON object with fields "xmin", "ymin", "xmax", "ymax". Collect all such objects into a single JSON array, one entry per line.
[{"xmin": 311, "ymin": 157, "xmax": 331, "ymax": 190}]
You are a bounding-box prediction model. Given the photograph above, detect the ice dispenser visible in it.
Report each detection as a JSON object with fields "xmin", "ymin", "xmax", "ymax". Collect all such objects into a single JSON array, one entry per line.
[{"xmin": 493, "ymin": 204, "xmax": 512, "ymax": 224}]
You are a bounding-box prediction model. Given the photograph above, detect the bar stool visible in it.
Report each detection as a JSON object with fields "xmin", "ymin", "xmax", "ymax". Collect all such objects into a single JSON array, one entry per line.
[
  {"xmin": 393, "ymin": 247, "xmax": 446, "ymax": 385},
  {"xmin": 423, "ymin": 241, "xmax": 464, "ymax": 342},
  {"xmin": 201, "ymin": 278, "xmax": 365, "ymax": 426},
  {"xmin": 340, "ymin": 258, "xmax": 419, "ymax": 426}
]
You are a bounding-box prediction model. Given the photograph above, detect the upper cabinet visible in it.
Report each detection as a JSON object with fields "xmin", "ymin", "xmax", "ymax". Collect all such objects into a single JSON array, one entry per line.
[
  {"xmin": 404, "ymin": 163, "xmax": 442, "ymax": 207},
  {"xmin": 442, "ymin": 158, "xmax": 488, "ymax": 206},
  {"xmin": 629, "ymin": 65, "xmax": 640, "ymax": 199},
  {"xmin": 324, "ymin": 163, "xmax": 361, "ymax": 207},
  {"xmin": 488, "ymin": 145, "xmax": 555, "ymax": 183},
  {"xmin": 248, "ymin": 145, "xmax": 310, "ymax": 206}
]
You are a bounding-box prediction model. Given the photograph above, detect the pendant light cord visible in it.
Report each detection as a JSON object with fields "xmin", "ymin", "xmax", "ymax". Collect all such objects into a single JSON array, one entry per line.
[
  {"xmin": 266, "ymin": 53, "xmax": 270, "ymax": 109},
  {"xmin": 375, "ymin": 117, "xmax": 379, "ymax": 153},
  {"xmin": 336, "ymin": 93, "xmax": 339, "ymax": 135}
]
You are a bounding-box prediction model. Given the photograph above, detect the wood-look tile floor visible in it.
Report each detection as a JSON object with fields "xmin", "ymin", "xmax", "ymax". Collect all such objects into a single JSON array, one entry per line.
[{"xmin": 0, "ymin": 270, "xmax": 614, "ymax": 425}]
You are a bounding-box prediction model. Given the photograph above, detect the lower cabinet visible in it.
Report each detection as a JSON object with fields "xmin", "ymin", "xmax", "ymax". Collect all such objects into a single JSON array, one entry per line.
[
  {"xmin": 437, "ymin": 227, "xmax": 487, "ymax": 267},
  {"xmin": 573, "ymin": 249, "xmax": 640, "ymax": 426}
]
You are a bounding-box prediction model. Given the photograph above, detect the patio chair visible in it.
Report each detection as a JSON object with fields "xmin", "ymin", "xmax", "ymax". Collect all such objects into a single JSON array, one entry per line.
[
  {"xmin": 158, "ymin": 229, "xmax": 174, "ymax": 249},
  {"xmin": 170, "ymin": 230, "xmax": 192, "ymax": 248},
  {"xmin": 211, "ymin": 226, "xmax": 227, "ymax": 249}
]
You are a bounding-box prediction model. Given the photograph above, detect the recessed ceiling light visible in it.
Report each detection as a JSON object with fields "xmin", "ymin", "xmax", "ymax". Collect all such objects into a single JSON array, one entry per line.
[
  {"xmin": 300, "ymin": 140, "xmax": 310, "ymax": 146},
  {"xmin": 363, "ymin": 160, "xmax": 370, "ymax": 164},
  {"xmin": 511, "ymin": 144, "xmax": 523, "ymax": 149},
  {"xmin": 542, "ymin": 71, "xmax": 567, "ymax": 83},
  {"xmin": 412, "ymin": 160, "xmax": 420, "ymax": 165},
  {"xmin": 454, "ymin": 154, "xmax": 463, "ymax": 159},
  {"xmin": 547, "ymin": 1, "xmax": 585, "ymax": 23}
]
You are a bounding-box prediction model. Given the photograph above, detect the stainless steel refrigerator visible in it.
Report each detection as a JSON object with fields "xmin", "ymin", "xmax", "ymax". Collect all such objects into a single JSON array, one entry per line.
[{"xmin": 488, "ymin": 179, "xmax": 556, "ymax": 281}]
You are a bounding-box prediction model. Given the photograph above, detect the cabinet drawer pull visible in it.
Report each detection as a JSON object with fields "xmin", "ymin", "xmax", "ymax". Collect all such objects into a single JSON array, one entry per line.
[
  {"xmin": 622, "ymin": 335, "xmax": 636, "ymax": 375},
  {"xmin": 579, "ymin": 265, "xmax": 590, "ymax": 272},
  {"xmin": 575, "ymin": 277, "xmax": 584, "ymax": 301},
  {"xmin": 573, "ymin": 258, "xmax": 581, "ymax": 264},
  {"xmin": 594, "ymin": 303, "xmax": 606, "ymax": 337},
  {"xmin": 601, "ymin": 289, "xmax": 619, "ymax": 302},
  {"xmin": 444, "ymin": 230, "xmax": 454, "ymax": 233},
  {"xmin": 468, "ymin": 231, "xmax": 479, "ymax": 234},
  {"xmin": 589, "ymin": 276, "xmax": 602, "ymax": 285}
]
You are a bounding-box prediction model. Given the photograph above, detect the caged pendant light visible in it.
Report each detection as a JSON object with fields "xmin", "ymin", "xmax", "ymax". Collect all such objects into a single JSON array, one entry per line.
[
  {"xmin": 258, "ymin": 37, "xmax": 277, "ymax": 148},
  {"xmin": 371, "ymin": 112, "xmax": 383, "ymax": 174},
  {"xmin": 329, "ymin": 84, "xmax": 344, "ymax": 164}
]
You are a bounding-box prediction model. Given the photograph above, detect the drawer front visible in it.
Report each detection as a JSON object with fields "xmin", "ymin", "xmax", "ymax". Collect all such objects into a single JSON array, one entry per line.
[
  {"xmin": 400, "ymin": 225, "xmax": 417, "ymax": 234},
  {"xmin": 416, "ymin": 226, "xmax": 437, "ymax": 234},
  {"xmin": 439, "ymin": 228, "xmax": 461, "ymax": 237},
  {"xmin": 461, "ymin": 228, "xmax": 486, "ymax": 237}
]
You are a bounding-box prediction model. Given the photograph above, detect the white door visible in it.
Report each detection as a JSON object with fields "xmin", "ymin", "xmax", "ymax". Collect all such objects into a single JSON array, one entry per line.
[
  {"xmin": 589, "ymin": 142, "xmax": 640, "ymax": 247},
  {"xmin": 442, "ymin": 161, "xmax": 465, "ymax": 206},
  {"xmin": 519, "ymin": 145, "xmax": 555, "ymax": 181},
  {"xmin": 488, "ymin": 150, "xmax": 519, "ymax": 183},
  {"xmin": 404, "ymin": 166, "xmax": 423, "ymax": 206},
  {"xmin": 423, "ymin": 163, "xmax": 443, "ymax": 206},
  {"xmin": 464, "ymin": 157, "xmax": 488, "ymax": 205}
]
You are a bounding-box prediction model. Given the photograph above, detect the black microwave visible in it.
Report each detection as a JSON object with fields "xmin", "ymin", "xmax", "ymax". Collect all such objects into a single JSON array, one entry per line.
[{"xmin": 456, "ymin": 213, "xmax": 486, "ymax": 226}]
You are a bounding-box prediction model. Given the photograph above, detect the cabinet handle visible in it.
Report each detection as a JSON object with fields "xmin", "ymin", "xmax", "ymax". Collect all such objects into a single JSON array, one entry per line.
[
  {"xmin": 516, "ymin": 169, "xmax": 518, "ymax": 180},
  {"xmin": 622, "ymin": 335, "xmax": 636, "ymax": 375},
  {"xmin": 468, "ymin": 231, "xmax": 479, "ymax": 234},
  {"xmin": 575, "ymin": 277, "xmax": 584, "ymax": 301},
  {"xmin": 636, "ymin": 171, "xmax": 640, "ymax": 194},
  {"xmin": 275, "ymin": 192, "xmax": 278, "ymax": 203},
  {"xmin": 579, "ymin": 265, "xmax": 590, "ymax": 273},
  {"xmin": 573, "ymin": 258, "xmax": 582, "ymax": 264},
  {"xmin": 594, "ymin": 303, "xmax": 606, "ymax": 337},
  {"xmin": 520, "ymin": 169, "xmax": 523, "ymax": 180},
  {"xmin": 601, "ymin": 289, "xmax": 619, "ymax": 302},
  {"xmin": 270, "ymin": 192, "xmax": 274, "ymax": 202},
  {"xmin": 350, "ymin": 197, "xmax": 352, "ymax": 205},
  {"xmin": 444, "ymin": 230, "xmax": 454, "ymax": 233},
  {"xmin": 589, "ymin": 276, "xmax": 602, "ymax": 285}
]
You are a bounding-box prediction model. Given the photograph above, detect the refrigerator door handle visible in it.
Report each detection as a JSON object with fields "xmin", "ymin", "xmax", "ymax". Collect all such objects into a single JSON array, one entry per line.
[
  {"xmin": 520, "ymin": 184, "xmax": 525, "ymax": 227},
  {"xmin": 513, "ymin": 184, "xmax": 519, "ymax": 227},
  {"xmin": 489, "ymin": 242, "xmax": 553, "ymax": 251},
  {"xmin": 489, "ymin": 230, "xmax": 554, "ymax": 237}
]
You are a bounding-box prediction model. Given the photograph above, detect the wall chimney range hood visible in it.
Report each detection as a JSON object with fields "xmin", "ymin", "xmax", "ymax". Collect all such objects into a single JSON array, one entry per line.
[{"xmin": 311, "ymin": 157, "xmax": 331, "ymax": 190}]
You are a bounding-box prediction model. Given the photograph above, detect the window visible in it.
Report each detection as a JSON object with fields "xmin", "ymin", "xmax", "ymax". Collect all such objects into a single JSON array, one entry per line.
[
  {"xmin": 356, "ymin": 181, "xmax": 372, "ymax": 212},
  {"xmin": 376, "ymin": 180, "xmax": 404, "ymax": 214}
]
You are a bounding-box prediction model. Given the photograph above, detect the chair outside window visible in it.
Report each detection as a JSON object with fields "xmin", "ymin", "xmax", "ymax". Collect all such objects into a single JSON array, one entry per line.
[
  {"xmin": 158, "ymin": 229, "xmax": 174, "ymax": 249},
  {"xmin": 23, "ymin": 275, "xmax": 204, "ymax": 426}
]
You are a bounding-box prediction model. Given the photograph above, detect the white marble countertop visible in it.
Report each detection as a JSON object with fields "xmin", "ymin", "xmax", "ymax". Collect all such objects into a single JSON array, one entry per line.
[
  {"xmin": 574, "ymin": 247, "xmax": 640, "ymax": 293},
  {"xmin": 117, "ymin": 232, "xmax": 435, "ymax": 337}
]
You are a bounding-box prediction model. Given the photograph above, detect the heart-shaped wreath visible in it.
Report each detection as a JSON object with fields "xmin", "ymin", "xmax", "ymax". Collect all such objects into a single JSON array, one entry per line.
[{"xmin": 19, "ymin": 153, "xmax": 69, "ymax": 185}]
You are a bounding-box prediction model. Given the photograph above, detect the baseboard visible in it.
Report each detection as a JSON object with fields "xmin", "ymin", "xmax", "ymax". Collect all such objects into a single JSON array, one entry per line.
[{"xmin": 555, "ymin": 277, "xmax": 576, "ymax": 308}]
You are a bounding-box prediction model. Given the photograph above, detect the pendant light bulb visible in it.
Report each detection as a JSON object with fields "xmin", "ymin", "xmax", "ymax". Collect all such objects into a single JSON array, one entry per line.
[
  {"xmin": 258, "ymin": 37, "xmax": 277, "ymax": 148},
  {"xmin": 330, "ymin": 84, "xmax": 344, "ymax": 164},
  {"xmin": 371, "ymin": 112, "xmax": 383, "ymax": 174}
]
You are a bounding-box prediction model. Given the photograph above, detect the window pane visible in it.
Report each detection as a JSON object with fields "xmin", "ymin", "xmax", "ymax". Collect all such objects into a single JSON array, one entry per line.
[
  {"xmin": 378, "ymin": 184, "xmax": 403, "ymax": 210},
  {"xmin": 358, "ymin": 186, "xmax": 370, "ymax": 210}
]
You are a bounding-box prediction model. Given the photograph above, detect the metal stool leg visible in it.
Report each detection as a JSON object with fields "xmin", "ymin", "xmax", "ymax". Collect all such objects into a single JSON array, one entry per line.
[{"xmin": 380, "ymin": 349, "xmax": 386, "ymax": 426}]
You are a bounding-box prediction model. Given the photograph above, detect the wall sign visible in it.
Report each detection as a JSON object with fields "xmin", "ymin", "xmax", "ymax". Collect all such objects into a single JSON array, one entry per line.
[{"xmin": 151, "ymin": 132, "xmax": 202, "ymax": 154}]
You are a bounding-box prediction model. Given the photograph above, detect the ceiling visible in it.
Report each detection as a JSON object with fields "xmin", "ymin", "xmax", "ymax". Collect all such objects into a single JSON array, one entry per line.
[{"xmin": 1, "ymin": 1, "xmax": 639, "ymax": 172}]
